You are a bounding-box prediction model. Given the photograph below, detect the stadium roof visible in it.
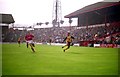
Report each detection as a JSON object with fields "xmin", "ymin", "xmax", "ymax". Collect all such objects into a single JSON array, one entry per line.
[
  {"xmin": 0, "ymin": 14, "xmax": 15, "ymax": 24},
  {"xmin": 64, "ymin": 2, "xmax": 120, "ymax": 26},
  {"xmin": 64, "ymin": 2, "xmax": 120, "ymax": 18}
]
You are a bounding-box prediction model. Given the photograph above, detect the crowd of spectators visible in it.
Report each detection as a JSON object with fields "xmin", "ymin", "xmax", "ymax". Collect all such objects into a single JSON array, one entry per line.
[{"xmin": 2, "ymin": 22, "xmax": 120, "ymax": 45}]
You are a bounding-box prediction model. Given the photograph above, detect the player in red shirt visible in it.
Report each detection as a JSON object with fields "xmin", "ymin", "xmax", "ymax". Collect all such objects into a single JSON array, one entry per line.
[{"xmin": 25, "ymin": 32, "xmax": 35, "ymax": 52}]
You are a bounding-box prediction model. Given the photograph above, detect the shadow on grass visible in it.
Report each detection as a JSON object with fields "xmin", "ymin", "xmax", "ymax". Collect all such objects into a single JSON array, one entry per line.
[{"xmin": 68, "ymin": 52, "xmax": 82, "ymax": 54}]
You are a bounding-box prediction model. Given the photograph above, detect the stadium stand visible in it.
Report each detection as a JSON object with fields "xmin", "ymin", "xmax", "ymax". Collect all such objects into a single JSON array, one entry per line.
[
  {"xmin": 65, "ymin": 2, "xmax": 120, "ymax": 47},
  {"xmin": 0, "ymin": 14, "xmax": 15, "ymax": 42},
  {"xmin": 2, "ymin": 23, "xmax": 120, "ymax": 46}
]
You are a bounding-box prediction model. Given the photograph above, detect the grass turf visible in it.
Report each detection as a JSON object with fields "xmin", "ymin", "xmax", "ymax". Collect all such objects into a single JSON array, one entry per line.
[
  {"xmin": 2, "ymin": 43, "xmax": 118, "ymax": 75},
  {"xmin": 0, "ymin": 44, "xmax": 2, "ymax": 76}
]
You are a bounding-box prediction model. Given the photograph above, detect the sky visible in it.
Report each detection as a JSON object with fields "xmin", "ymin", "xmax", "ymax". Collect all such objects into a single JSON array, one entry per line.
[{"xmin": 1, "ymin": 0, "xmax": 113, "ymax": 27}]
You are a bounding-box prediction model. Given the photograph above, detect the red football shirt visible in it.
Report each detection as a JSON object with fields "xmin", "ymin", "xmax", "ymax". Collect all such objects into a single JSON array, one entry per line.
[{"xmin": 25, "ymin": 34, "xmax": 34, "ymax": 41}]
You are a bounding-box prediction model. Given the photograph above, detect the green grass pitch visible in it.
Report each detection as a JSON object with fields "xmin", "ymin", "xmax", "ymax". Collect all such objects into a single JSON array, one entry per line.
[{"xmin": 2, "ymin": 43, "xmax": 118, "ymax": 75}]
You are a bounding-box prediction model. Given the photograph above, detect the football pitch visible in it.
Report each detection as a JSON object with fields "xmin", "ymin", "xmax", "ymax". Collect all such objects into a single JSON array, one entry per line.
[{"xmin": 2, "ymin": 43, "xmax": 118, "ymax": 75}]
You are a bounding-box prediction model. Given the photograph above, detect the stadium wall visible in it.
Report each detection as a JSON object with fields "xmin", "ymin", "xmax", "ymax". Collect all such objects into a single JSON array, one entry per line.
[{"xmin": 94, "ymin": 44, "xmax": 120, "ymax": 48}]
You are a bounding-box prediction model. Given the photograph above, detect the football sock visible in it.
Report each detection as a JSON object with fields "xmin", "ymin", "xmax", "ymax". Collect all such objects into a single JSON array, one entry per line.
[
  {"xmin": 27, "ymin": 43, "xmax": 28, "ymax": 48},
  {"xmin": 31, "ymin": 48, "xmax": 35, "ymax": 52}
]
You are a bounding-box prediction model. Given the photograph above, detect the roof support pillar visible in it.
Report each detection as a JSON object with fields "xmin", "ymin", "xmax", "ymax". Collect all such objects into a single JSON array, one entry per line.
[
  {"xmin": 69, "ymin": 18, "xmax": 72, "ymax": 31},
  {"xmin": 105, "ymin": 14, "xmax": 107, "ymax": 27},
  {"xmin": 86, "ymin": 15, "xmax": 88, "ymax": 31}
]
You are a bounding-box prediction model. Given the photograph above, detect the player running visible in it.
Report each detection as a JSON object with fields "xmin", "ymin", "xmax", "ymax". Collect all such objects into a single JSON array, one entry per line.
[
  {"xmin": 62, "ymin": 32, "xmax": 74, "ymax": 52},
  {"xmin": 18, "ymin": 37, "xmax": 21, "ymax": 47},
  {"xmin": 49, "ymin": 36, "xmax": 52, "ymax": 45},
  {"xmin": 25, "ymin": 32, "xmax": 35, "ymax": 52}
]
